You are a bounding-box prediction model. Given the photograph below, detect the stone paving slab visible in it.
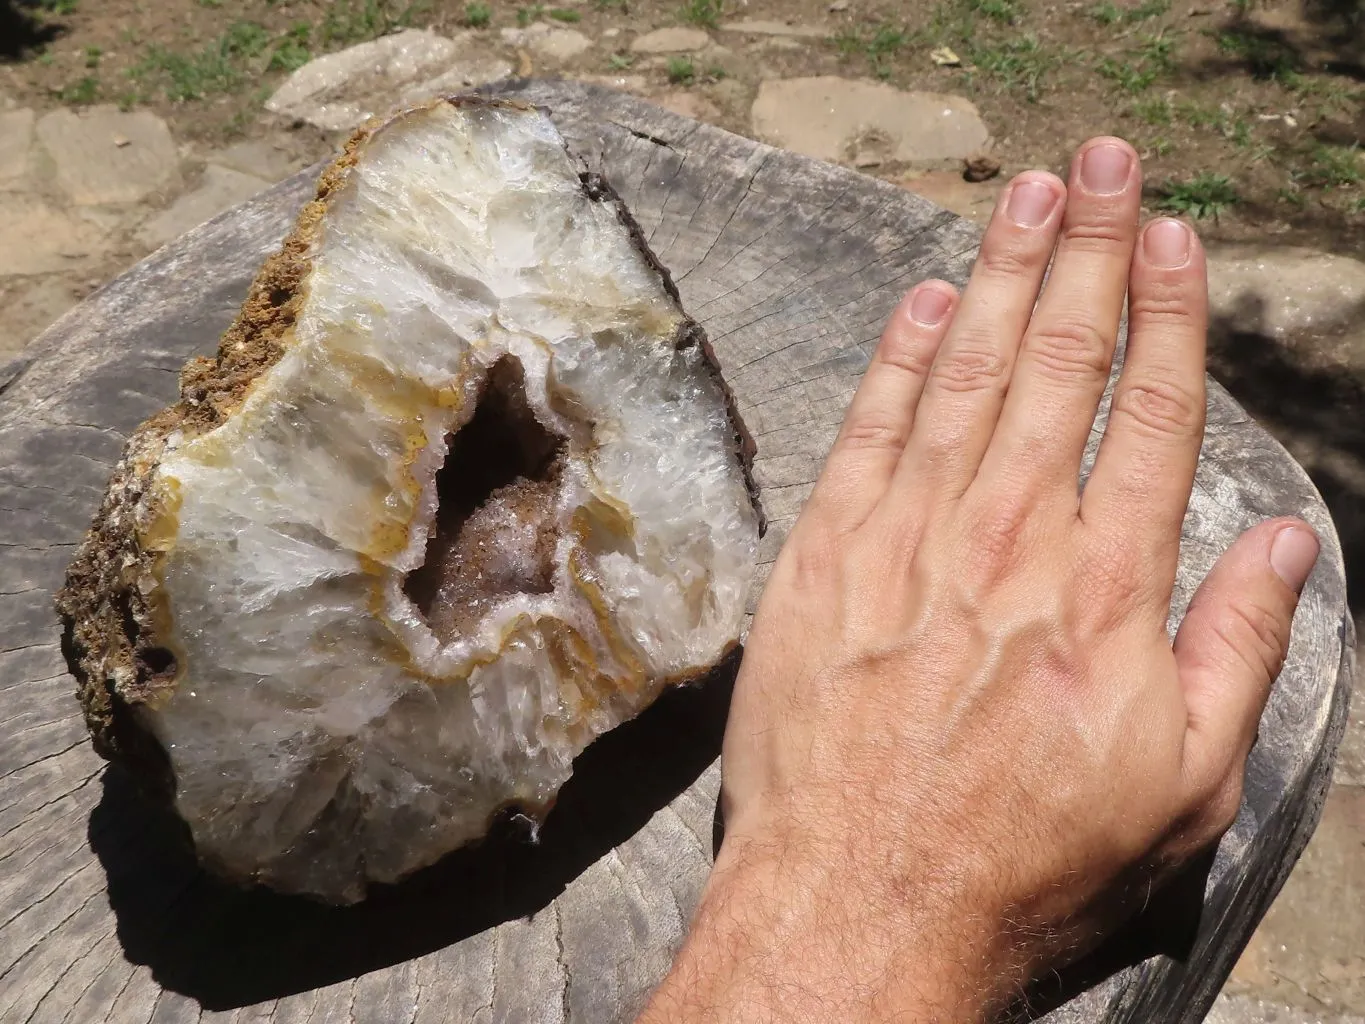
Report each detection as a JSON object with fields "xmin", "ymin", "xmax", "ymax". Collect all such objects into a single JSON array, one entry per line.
[
  {"xmin": 751, "ymin": 77, "xmax": 991, "ymax": 166},
  {"xmin": 35, "ymin": 106, "xmax": 180, "ymax": 206},
  {"xmin": 0, "ymin": 108, "xmax": 35, "ymax": 187},
  {"xmin": 137, "ymin": 165, "xmax": 274, "ymax": 248}
]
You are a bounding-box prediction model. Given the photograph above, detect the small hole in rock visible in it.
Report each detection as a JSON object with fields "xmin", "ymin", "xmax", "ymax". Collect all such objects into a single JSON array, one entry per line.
[
  {"xmin": 404, "ymin": 356, "xmax": 568, "ymax": 643},
  {"xmin": 139, "ymin": 647, "xmax": 177, "ymax": 678}
]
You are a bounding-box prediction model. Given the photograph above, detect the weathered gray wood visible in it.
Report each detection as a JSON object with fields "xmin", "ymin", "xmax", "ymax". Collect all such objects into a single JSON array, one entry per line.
[{"xmin": 0, "ymin": 80, "xmax": 1353, "ymax": 1023}]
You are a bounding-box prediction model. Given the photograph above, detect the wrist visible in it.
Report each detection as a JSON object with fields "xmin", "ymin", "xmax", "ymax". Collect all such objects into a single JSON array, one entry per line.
[{"xmin": 639, "ymin": 817, "xmax": 1031, "ymax": 1024}]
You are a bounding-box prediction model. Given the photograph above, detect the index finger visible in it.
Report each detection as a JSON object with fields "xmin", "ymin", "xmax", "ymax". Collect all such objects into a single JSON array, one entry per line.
[{"xmin": 1080, "ymin": 218, "xmax": 1207, "ymax": 601}]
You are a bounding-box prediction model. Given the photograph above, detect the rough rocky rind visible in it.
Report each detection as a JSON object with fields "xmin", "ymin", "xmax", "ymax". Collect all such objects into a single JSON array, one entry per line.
[{"xmin": 55, "ymin": 94, "xmax": 760, "ymax": 808}]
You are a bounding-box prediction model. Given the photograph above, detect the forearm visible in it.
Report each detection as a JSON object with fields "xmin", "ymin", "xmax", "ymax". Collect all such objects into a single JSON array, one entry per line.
[{"xmin": 637, "ymin": 831, "xmax": 1027, "ymax": 1024}]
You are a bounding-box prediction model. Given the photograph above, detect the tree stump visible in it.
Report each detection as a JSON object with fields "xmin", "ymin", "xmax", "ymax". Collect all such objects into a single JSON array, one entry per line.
[{"xmin": 0, "ymin": 81, "xmax": 1353, "ymax": 1023}]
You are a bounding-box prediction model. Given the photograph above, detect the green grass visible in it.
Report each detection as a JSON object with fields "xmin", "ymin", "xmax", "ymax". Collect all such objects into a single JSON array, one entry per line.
[
  {"xmin": 678, "ymin": 0, "xmax": 722, "ymax": 29},
  {"xmin": 607, "ymin": 52, "xmax": 634, "ymax": 69},
  {"xmin": 971, "ymin": 35, "xmax": 1052, "ymax": 101},
  {"xmin": 1087, "ymin": 0, "xmax": 1169, "ymax": 24},
  {"xmin": 1296, "ymin": 144, "xmax": 1363, "ymax": 189},
  {"xmin": 967, "ymin": 0, "xmax": 1019, "ymax": 22},
  {"xmin": 548, "ymin": 7, "xmax": 581, "ymax": 21},
  {"xmin": 268, "ymin": 23, "xmax": 312, "ymax": 72},
  {"xmin": 1175, "ymin": 100, "xmax": 1222, "ymax": 129},
  {"xmin": 1137, "ymin": 31, "xmax": 1178, "ymax": 71},
  {"xmin": 1293, "ymin": 76, "xmax": 1362, "ymax": 119},
  {"xmin": 131, "ymin": 20, "xmax": 280, "ymax": 101},
  {"xmin": 1156, "ymin": 172, "xmax": 1240, "ymax": 218},
  {"xmin": 57, "ymin": 75, "xmax": 99, "ymax": 104},
  {"xmin": 1130, "ymin": 96, "xmax": 1172, "ymax": 124},
  {"xmin": 320, "ymin": 0, "xmax": 426, "ymax": 47},
  {"xmin": 1098, "ymin": 57, "xmax": 1157, "ymax": 93},
  {"xmin": 595, "ymin": 0, "xmax": 629, "ymax": 7},
  {"xmin": 834, "ymin": 23, "xmax": 908, "ymax": 79},
  {"xmin": 517, "ymin": 5, "xmax": 543, "ymax": 26},
  {"xmin": 1146, "ymin": 135, "xmax": 1174, "ymax": 157},
  {"xmin": 1276, "ymin": 185, "xmax": 1308, "ymax": 208},
  {"xmin": 83, "ymin": 45, "xmax": 101, "ymax": 68},
  {"xmin": 1098, "ymin": 32, "xmax": 1179, "ymax": 95},
  {"xmin": 463, "ymin": 1, "xmax": 491, "ymax": 26},
  {"xmin": 666, "ymin": 55, "xmax": 695, "ymax": 83},
  {"xmin": 38, "ymin": 0, "xmax": 79, "ymax": 14},
  {"xmin": 1212, "ymin": 28, "xmax": 1298, "ymax": 82}
]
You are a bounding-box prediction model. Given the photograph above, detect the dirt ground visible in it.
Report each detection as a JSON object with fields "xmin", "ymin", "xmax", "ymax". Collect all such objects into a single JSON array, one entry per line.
[{"xmin": 3, "ymin": 0, "xmax": 1362, "ymax": 252}]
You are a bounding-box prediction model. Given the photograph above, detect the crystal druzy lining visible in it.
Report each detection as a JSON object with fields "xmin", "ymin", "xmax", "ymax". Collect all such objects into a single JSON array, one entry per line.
[{"xmin": 58, "ymin": 97, "xmax": 761, "ymax": 903}]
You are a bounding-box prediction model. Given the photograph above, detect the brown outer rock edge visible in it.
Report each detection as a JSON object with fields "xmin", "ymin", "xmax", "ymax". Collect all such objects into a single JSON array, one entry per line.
[{"xmin": 54, "ymin": 93, "xmax": 762, "ymax": 801}]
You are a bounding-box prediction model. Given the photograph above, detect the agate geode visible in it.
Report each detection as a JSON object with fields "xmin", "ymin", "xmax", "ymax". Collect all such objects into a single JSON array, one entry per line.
[{"xmin": 57, "ymin": 97, "xmax": 761, "ymax": 903}]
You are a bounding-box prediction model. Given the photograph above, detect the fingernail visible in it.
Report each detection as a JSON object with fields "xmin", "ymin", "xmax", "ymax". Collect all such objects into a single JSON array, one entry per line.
[
  {"xmin": 909, "ymin": 285, "xmax": 952, "ymax": 326},
  {"xmin": 1006, "ymin": 180, "xmax": 1058, "ymax": 228},
  {"xmin": 1143, "ymin": 219, "xmax": 1191, "ymax": 268},
  {"xmin": 1269, "ymin": 525, "xmax": 1319, "ymax": 593},
  {"xmin": 1080, "ymin": 143, "xmax": 1133, "ymax": 195}
]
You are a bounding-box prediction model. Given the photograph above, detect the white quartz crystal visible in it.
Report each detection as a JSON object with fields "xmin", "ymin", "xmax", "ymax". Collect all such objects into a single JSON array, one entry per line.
[{"xmin": 135, "ymin": 101, "xmax": 758, "ymax": 902}]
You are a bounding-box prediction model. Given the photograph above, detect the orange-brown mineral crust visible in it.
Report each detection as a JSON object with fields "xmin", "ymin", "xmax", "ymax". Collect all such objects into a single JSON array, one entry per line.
[{"xmin": 56, "ymin": 95, "xmax": 761, "ymax": 901}]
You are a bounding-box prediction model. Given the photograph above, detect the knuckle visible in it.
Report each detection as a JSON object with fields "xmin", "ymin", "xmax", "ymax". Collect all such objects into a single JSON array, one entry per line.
[
  {"xmin": 965, "ymin": 492, "xmax": 1036, "ymax": 576},
  {"xmin": 931, "ymin": 344, "xmax": 1010, "ymax": 395},
  {"xmin": 1080, "ymin": 542, "xmax": 1144, "ymax": 611},
  {"xmin": 975, "ymin": 241, "xmax": 1044, "ymax": 280},
  {"xmin": 838, "ymin": 416, "xmax": 906, "ymax": 453},
  {"xmin": 875, "ymin": 335, "xmax": 936, "ymax": 379},
  {"xmin": 1211, "ymin": 598, "xmax": 1290, "ymax": 680},
  {"xmin": 1111, "ymin": 377, "xmax": 1204, "ymax": 438},
  {"xmin": 780, "ymin": 521, "xmax": 840, "ymax": 590},
  {"xmin": 1060, "ymin": 221, "xmax": 1132, "ymax": 253},
  {"xmin": 1025, "ymin": 318, "xmax": 1115, "ymax": 382},
  {"xmin": 1128, "ymin": 288, "xmax": 1197, "ymax": 327}
]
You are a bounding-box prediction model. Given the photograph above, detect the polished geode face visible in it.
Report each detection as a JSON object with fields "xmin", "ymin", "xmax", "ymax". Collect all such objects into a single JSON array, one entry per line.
[{"xmin": 127, "ymin": 101, "xmax": 759, "ymax": 902}]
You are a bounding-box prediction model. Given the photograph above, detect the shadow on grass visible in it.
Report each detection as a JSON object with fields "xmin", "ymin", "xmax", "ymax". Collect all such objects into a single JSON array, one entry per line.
[
  {"xmin": 1182, "ymin": 0, "xmax": 1364, "ymax": 83},
  {"xmin": 88, "ymin": 654, "xmax": 736, "ymax": 1010},
  {"xmin": 1203, "ymin": 293, "xmax": 1365, "ymax": 615},
  {"xmin": 0, "ymin": 0, "xmax": 66, "ymax": 62}
]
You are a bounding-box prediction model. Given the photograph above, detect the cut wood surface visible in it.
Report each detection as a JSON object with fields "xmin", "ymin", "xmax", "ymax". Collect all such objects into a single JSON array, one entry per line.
[{"xmin": 0, "ymin": 80, "xmax": 1353, "ymax": 1023}]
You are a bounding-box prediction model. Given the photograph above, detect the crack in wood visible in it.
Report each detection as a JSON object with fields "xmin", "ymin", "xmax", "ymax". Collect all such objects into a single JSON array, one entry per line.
[
  {"xmin": 58, "ymin": 939, "xmax": 122, "ymax": 1024},
  {"xmin": 0, "ymin": 738, "xmax": 87, "ymax": 783},
  {"xmin": 0, "ymin": 768, "xmax": 101, "ymax": 845},
  {"xmin": 553, "ymin": 903, "xmax": 570, "ymax": 1024},
  {"xmin": 21, "ymin": 923, "xmax": 117, "ymax": 1024},
  {"xmin": 0, "ymin": 871, "xmax": 102, "ymax": 982},
  {"xmin": 608, "ymin": 122, "xmax": 674, "ymax": 151}
]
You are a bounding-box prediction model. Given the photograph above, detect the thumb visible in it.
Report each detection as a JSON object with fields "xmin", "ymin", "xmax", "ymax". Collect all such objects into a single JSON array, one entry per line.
[{"xmin": 1174, "ymin": 517, "xmax": 1319, "ymax": 795}]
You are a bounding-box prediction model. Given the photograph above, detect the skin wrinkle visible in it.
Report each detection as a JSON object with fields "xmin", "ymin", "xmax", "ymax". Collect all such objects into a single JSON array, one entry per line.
[{"xmin": 635, "ymin": 138, "xmax": 1319, "ymax": 1024}]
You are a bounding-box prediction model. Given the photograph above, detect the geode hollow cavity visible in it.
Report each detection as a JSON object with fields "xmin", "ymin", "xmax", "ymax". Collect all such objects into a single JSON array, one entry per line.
[{"xmin": 57, "ymin": 97, "xmax": 761, "ymax": 903}]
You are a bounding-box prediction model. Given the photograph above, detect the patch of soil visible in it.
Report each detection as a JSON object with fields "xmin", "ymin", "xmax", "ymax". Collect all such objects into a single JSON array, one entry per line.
[{"xmin": 1, "ymin": 0, "xmax": 1359, "ymax": 259}]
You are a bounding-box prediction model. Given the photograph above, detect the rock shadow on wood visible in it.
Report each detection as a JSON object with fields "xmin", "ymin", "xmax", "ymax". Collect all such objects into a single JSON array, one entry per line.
[
  {"xmin": 0, "ymin": 0, "xmax": 64, "ymax": 61},
  {"xmin": 86, "ymin": 652, "xmax": 737, "ymax": 1011}
]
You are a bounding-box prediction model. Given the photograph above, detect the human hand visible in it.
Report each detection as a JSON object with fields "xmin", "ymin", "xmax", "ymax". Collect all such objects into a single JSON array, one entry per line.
[{"xmin": 639, "ymin": 137, "xmax": 1319, "ymax": 1023}]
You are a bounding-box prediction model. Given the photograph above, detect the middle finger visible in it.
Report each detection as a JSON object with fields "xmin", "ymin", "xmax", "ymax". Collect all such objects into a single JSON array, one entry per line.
[
  {"xmin": 886, "ymin": 171, "xmax": 1066, "ymax": 513},
  {"xmin": 975, "ymin": 139, "xmax": 1142, "ymax": 501}
]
